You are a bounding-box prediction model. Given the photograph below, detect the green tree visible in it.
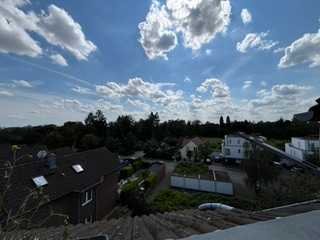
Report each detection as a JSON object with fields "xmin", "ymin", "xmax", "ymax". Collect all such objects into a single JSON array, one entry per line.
[
  {"xmin": 242, "ymin": 144, "xmax": 280, "ymax": 193},
  {"xmin": 84, "ymin": 110, "xmax": 107, "ymax": 139},
  {"xmin": 198, "ymin": 142, "xmax": 212, "ymax": 161},
  {"xmin": 80, "ymin": 134, "xmax": 100, "ymax": 150},
  {"xmin": 219, "ymin": 116, "xmax": 224, "ymax": 128}
]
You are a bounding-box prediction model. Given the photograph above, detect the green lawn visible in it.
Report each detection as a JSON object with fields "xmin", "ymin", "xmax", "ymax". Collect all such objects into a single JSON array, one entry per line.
[
  {"xmin": 150, "ymin": 189, "xmax": 256, "ymax": 212},
  {"xmin": 174, "ymin": 162, "xmax": 208, "ymax": 176}
]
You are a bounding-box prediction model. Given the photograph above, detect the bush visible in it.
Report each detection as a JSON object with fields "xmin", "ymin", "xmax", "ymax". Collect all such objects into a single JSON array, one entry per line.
[
  {"xmin": 150, "ymin": 189, "xmax": 256, "ymax": 212},
  {"xmin": 145, "ymin": 174, "xmax": 158, "ymax": 189},
  {"xmin": 174, "ymin": 163, "xmax": 208, "ymax": 176},
  {"xmin": 120, "ymin": 166, "xmax": 135, "ymax": 179}
]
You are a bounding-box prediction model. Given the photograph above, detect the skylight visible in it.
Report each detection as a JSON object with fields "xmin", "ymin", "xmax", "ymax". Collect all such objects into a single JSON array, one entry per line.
[
  {"xmin": 72, "ymin": 164, "xmax": 84, "ymax": 173},
  {"xmin": 32, "ymin": 176, "xmax": 48, "ymax": 187}
]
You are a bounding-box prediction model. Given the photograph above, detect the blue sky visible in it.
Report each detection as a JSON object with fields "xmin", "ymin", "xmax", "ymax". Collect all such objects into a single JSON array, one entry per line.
[{"xmin": 0, "ymin": 0, "xmax": 319, "ymax": 127}]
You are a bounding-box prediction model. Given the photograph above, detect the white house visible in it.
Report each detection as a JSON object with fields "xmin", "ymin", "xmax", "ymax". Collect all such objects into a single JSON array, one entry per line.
[
  {"xmin": 180, "ymin": 137, "xmax": 204, "ymax": 161},
  {"xmin": 285, "ymin": 137, "xmax": 319, "ymax": 162},
  {"xmin": 221, "ymin": 135, "xmax": 250, "ymax": 163}
]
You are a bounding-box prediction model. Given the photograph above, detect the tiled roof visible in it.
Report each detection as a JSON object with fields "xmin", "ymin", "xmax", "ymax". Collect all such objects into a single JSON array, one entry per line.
[
  {"xmin": 4, "ymin": 200, "xmax": 320, "ymax": 240},
  {"xmin": 0, "ymin": 146, "xmax": 119, "ymax": 216},
  {"xmin": 4, "ymin": 208, "xmax": 275, "ymax": 240},
  {"xmin": 182, "ymin": 137, "xmax": 205, "ymax": 147}
]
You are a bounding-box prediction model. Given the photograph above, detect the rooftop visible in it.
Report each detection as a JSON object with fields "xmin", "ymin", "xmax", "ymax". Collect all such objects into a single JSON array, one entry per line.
[
  {"xmin": 0, "ymin": 146, "xmax": 119, "ymax": 216},
  {"xmin": 5, "ymin": 200, "xmax": 320, "ymax": 240}
]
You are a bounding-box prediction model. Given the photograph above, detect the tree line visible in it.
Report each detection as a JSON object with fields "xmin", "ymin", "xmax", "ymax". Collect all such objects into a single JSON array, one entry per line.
[{"xmin": 0, "ymin": 110, "xmax": 317, "ymax": 155}]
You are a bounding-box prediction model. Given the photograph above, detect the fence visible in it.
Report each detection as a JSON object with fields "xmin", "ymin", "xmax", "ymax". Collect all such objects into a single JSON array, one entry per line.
[{"xmin": 170, "ymin": 175, "xmax": 234, "ymax": 195}]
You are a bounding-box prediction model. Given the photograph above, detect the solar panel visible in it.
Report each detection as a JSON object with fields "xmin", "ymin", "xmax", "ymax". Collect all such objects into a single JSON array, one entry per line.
[
  {"xmin": 72, "ymin": 164, "xmax": 84, "ymax": 173},
  {"xmin": 32, "ymin": 176, "xmax": 48, "ymax": 187}
]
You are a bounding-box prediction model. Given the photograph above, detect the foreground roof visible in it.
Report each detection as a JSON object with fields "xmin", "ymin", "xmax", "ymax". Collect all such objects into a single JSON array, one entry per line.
[
  {"xmin": 182, "ymin": 210, "xmax": 320, "ymax": 240},
  {"xmin": 4, "ymin": 199, "xmax": 320, "ymax": 240}
]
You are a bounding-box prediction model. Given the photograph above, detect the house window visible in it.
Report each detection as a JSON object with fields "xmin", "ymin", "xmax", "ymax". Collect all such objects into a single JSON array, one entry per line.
[
  {"xmin": 81, "ymin": 189, "xmax": 93, "ymax": 206},
  {"xmin": 238, "ymin": 149, "xmax": 241, "ymax": 153},
  {"xmin": 237, "ymin": 140, "xmax": 240, "ymax": 144},
  {"xmin": 225, "ymin": 148, "xmax": 230, "ymax": 156}
]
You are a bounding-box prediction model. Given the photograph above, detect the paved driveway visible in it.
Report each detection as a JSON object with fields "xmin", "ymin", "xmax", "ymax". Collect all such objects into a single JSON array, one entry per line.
[
  {"xmin": 147, "ymin": 160, "xmax": 177, "ymax": 201},
  {"xmin": 210, "ymin": 162, "xmax": 255, "ymax": 198}
]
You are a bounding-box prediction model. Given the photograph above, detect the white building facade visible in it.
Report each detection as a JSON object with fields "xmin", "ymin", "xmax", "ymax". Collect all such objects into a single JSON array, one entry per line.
[
  {"xmin": 285, "ymin": 137, "xmax": 320, "ymax": 162},
  {"xmin": 221, "ymin": 135, "xmax": 249, "ymax": 162},
  {"xmin": 180, "ymin": 138, "xmax": 203, "ymax": 161}
]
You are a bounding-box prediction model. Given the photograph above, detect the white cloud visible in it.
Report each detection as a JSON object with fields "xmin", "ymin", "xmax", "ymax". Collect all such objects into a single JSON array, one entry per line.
[
  {"xmin": 248, "ymin": 84, "xmax": 313, "ymax": 118},
  {"xmin": 138, "ymin": 0, "xmax": 177, "ymax": 60},
  {"xmin": 96, "ymin": 77, "xmax": 184, "ymax": 106},
  {"xmin": 37, "ymin": 5, "xmax": 97, "ymax": 60},
  {"xmin": 0, "ymin": 90, "xmax": 14, "ymax": 96},
  {"xmin": 0, "ymin": 15, "xmax": 42, "ymax": 57},
  {"xmin": 242, "ymin": 80, "xmax": 252, "ymax": 90},
  {"xmin": 50, "ymin": 53, "xmax": 68, "ymax": 66},
  {"xmin": 12, "ymin": 80, "xmax": 32, "ymax": 88},
  {"xmin": 237, "ymin": 32, "xmax": 278, "ymax": 53},
  {"xmin": 279, "ymin": 29, "xmax": 320, "ymax": 68},
  {"xmin": 0, "ymin": 1, "xmax": 96, "ymax": 60},
  {"xmin": 184, "ymin": 76, "xmax": 191, "ymax": 82},
  {"xmin": 273, "ymin": 47, "xmax": 285, "ymax": 54},
  {"xmin": 71, "ymin": 85, "xmax": 92, "ymax": 95},
  {"xmin": 128, "ymin": 99, "xmax": 151, "ymax": 111},
  {"xmin": 196, "ymin": 78, "xmax": 230, "ymax": 98},
  {"xmin": 167, "ymin": 0, "xmax": 231, "ymax": 50},
  {"xmin": 139, "ymin": 0, "xmax": 231, "ymax": 59},
  {"xmin": 241, "ymin": 9, "xmax": 252, "ymax": 25}
]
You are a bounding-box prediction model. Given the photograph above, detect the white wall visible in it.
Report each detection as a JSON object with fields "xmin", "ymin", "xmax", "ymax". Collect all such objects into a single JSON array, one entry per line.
[
  {"xmin": 180, "ymin": 141, "xmax": 198, "ymax": 161},
  {"xmin": 222, "ymin": 135, "xmax": 248, "ymax": 160},
  {"xmin": 285, "ymin": 143, "xmax": 304, "ymax": 161},
  {"xmin": 291, "ymin": 138, "xmax": 320, "ymax": 151},
  {"xmin": 170, "ymin": 175, "xmax": 234, "ymax": 195}
]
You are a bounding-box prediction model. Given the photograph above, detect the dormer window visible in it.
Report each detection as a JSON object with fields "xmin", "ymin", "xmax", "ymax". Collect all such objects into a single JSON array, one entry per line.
[
  {"xmin": 72, "ymin": 164, "xmax": 84, "ymax": 173},
  {"xmin": 32, "ymin": 176, "xmax": 48, "ymax": 188}
]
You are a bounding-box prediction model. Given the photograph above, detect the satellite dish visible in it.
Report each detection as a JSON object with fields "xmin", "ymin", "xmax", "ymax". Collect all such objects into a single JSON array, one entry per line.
[{"xmin": 37, "ymin": 150, "xmax": 47, "ymax": 159}]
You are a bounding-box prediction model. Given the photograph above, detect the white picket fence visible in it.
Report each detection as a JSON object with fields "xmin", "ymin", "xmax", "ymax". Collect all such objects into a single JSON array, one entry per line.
[{"xmin": 170, "ymin": 175, "xmax": 234, "ymax": 195}]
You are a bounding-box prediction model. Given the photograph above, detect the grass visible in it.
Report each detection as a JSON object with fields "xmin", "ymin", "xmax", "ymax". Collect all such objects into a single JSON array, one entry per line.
[
  {"xmin": 266, "ymin": 139, "xmax": 288, "ymax": 151},
  {"xmin": 174, "ymin": 162, "xmax": 208, "ymax": 176},
  {"xmin": 150, "ymin": 189, "xmax": 257, "ymax": 212}
]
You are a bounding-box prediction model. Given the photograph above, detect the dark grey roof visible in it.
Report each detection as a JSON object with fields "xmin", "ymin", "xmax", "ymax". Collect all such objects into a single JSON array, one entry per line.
[
  {"xmin": 3, "ymin": 208, "xmax": 275, "ymax": 240},
  {"xmin": 0, "ymin": 146, "xmax": 119, "ymax": 216},
  {"xmin": 4, "ymin": 199, "xmax": 320, "ymax": 240}
]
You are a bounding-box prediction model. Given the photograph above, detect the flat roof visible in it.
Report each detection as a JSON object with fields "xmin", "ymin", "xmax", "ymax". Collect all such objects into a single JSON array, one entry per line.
[{"xmin": 182, "ymin": 210, "xmax": 320, "ymax": 240}]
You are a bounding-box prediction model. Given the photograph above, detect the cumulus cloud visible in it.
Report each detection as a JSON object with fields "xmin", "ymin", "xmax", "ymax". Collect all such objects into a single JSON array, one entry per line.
[
  {"xmin": 279, "ymin": 29, "xmax": 320, "ymax": 68},
  {"xmin": 184, "ymin": 76, "xmax": 191, "ymax": 82},
  {"xmin": 248, "ymin": 84, "xmax": 312, "ymax": 117},
  {"xmin": 139, "ymin": 0, "xmax": 231, "ymax": 59},
  {"xmin": 167, "ymin": 0, "xmax": 231, "ymax": 50},
  {"xmin": 237, "ymin": 32, "xmax": 278, "ymax": 53},
  {"xmin": 138, "ymin": 0, "xmax": 177, "ymax": 60},
  {"xmin": 12, "ymin": 80, "xmax": 32, "ymax": 88},
  {"xmin": 0, "ymin": 15, "xmax": 42, "ymax": 57},
  {"xmin": 0, "ymin": 90, "xmax": 14, "ymax": 96},
  {"xmin": 50, "ymin": 53, "xmax": 68, "ymax": 66},
  {"xmin": 37, "ymin": 5, "xmax": 97, "ymax": 60},
  {"xmin": 242, "ymin": 80, "xmax": 252, "ymax": 90},
  {"xmin": 96, "ymin": 77, "xmax": 184, "ymax": 106},
  {"xmin": 196, "ymin": 78, "xmax": 230, "ymax": 98},
  {"xmin": 241, "ymin": 9, "xmax": 252, "ymax": 25},
  {"xmin": 71, "ymin": 85, "xmax": 92, "ymax": 95},
  {"xmin": 0, "ymin": 1, "xmax": 96, "ymax": 60}
]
